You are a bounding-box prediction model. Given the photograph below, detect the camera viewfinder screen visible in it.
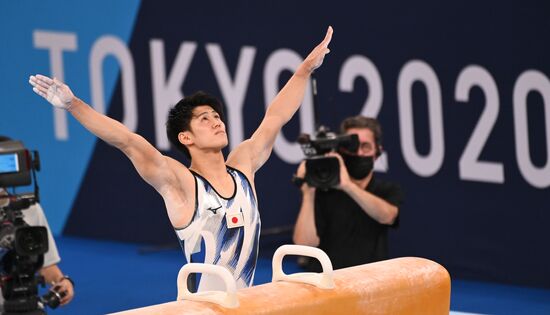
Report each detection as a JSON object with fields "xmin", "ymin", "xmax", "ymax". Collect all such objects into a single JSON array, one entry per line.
[{"xmin": 0, "ymin": 153, "xmax": 19, "ymax": 174}]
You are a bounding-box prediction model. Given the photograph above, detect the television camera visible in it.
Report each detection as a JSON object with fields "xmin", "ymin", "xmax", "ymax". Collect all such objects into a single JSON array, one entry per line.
[
  {"xmin": 293, "ymin": 74, "xmax": 360, "ymax": 190},
  {"xmin": 0, "ymin": 139, "xmax": 63, "ymax": 314},
  {"xmin": 297, "ymin": 126, "xmax": 359, "ymax": 190}
]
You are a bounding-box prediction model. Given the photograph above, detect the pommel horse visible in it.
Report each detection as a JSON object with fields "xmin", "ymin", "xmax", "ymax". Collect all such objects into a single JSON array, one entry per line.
[{"xmin": 112, "ymin": 245, "xmax": 450, "ymax": 315}]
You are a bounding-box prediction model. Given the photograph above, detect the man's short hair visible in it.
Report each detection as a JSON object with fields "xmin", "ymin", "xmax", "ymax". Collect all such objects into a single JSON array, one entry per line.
[
  {"xmin": 340, "ymin": 116, "xmax": 383, "ymax": 157},
  {"xmin": 166, "ymin": 91, "xmax": 225, "ymax": 160}
]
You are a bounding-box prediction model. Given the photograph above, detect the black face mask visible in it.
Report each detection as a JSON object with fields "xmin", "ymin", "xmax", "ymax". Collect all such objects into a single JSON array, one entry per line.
[{"xmin": 341, "ymin": 153, "xmax": 374, "ymax": 179}]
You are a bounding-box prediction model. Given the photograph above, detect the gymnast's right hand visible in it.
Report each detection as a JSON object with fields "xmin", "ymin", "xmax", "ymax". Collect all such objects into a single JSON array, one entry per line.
[{"xmin": 29, "ymin": 74, "xmax": 75, "ymax": 110}]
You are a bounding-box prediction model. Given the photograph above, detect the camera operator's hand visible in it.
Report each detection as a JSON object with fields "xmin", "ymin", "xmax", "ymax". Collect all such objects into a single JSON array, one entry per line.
[
  {"xmin": 41, "ymin": 264, "xmax": 75, "ymax": 306},
  {"xmin": 52, "ymin": 276, "xmax": 74, "ymax": 306},
  {"xmin": 296, "ymin": 161, "xmax": 315, "ymax": 195},
  {"xmin": 326, "ymin": 152, "xmax": 353, "ymax": 191},
  {"xmin": 29, "ymin": 75, "xmax": 75, "ymax": 110}
]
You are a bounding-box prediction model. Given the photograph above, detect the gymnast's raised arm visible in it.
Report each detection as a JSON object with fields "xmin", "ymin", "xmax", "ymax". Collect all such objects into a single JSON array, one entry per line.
[
  {"xmin": 28, "ymin": 75, "xmax": 194, "ymax": 223},
  {"xmin": 227, "ymin": 26, "xmax": 333, "ymax": 176}
]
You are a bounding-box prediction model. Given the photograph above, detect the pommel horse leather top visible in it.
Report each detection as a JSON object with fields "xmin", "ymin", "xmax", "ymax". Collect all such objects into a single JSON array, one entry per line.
[{"xmin": 112, "ymin": 254, "xmax": 451, "ymax": 315}]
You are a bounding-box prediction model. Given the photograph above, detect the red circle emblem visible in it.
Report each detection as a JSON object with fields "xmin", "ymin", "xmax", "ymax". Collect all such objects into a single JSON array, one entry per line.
[{"xmin": 232, "ymin": 217, "xmax": 238, "ymax": 224}]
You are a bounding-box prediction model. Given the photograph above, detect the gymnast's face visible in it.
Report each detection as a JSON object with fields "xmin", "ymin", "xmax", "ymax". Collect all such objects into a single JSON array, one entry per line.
[{"xmin": 182, "ymin": 105, "xmax": 228, "ymax": 152}]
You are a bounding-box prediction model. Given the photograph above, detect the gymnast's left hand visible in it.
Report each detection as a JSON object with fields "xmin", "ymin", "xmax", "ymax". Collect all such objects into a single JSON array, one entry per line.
[{"xmin": 299, "ymin": 26, "xmax": 333, "ymax": 74}]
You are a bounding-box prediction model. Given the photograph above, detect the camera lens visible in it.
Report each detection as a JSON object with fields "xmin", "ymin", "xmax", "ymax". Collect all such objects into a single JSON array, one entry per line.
[
  {"xmin": 15, "ymin": 226, "xmax": 48, "ymax": 256},
  {"xmin": 19, "ymin": 230, "xmax": 42, "ymax": 252},
  {"xmin": 305, "ymin": 156, "xmax": 340, "ymax": 190}
]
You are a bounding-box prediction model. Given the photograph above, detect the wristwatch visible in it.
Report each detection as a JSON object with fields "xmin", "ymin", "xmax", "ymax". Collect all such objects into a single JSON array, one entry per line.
[
  {"xmin": 59, "ymin": 275, "xmax": 75, "ymax": 288},
  {"xmin": 291, "ymin": 175, "xmax": 306, "ymax": 188}
]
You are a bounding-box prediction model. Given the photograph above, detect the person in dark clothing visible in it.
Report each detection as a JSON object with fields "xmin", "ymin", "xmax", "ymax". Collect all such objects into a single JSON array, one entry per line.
[{"xmin": 293, "ymin": 116, "xmax": 403, "ymax": 270}]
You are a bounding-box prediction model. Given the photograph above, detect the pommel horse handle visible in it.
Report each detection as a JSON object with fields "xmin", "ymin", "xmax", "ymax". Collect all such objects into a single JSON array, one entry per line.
[
  {"xmin": 272, "ymin": 244, "xmax": 335, "ymax": 289},
  {"xmin": 176, "ymin": 263, "xmax": 239, "ymax": 308}
]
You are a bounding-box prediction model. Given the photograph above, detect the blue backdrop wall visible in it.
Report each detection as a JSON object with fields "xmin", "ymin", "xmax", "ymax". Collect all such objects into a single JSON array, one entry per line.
[{"xmin": 0, "ymin": 0, "xmax": 548, "ymax": 288}]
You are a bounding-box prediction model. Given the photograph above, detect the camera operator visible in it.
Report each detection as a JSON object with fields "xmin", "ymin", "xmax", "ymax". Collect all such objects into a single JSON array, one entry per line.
[
  {"xmin": 292, "ymin": 116, "xmax": 403, "ymax": 271},
  {"xmin": 0, "ymin": 136, "xmax": 74, "ymax": 310}
]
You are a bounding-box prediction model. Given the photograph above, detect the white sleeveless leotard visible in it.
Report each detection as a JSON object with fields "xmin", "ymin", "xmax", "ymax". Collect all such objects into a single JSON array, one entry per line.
[{"xmin": 174, "ymin": 166, "xmax": 261, "ymax": 291}]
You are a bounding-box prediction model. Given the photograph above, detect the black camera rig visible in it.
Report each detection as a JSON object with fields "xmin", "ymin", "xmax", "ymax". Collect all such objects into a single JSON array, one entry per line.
[
  {"xmin": 294, "ymin": 75, "xmax": 360, "ymax": 190},
  {"xmin": 297, "ymin": 126, "xmax": 359, "ymax": 190},
  {"xmin": 0, "ymin": 139, "xmax": 62, "ymax": 314}
]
